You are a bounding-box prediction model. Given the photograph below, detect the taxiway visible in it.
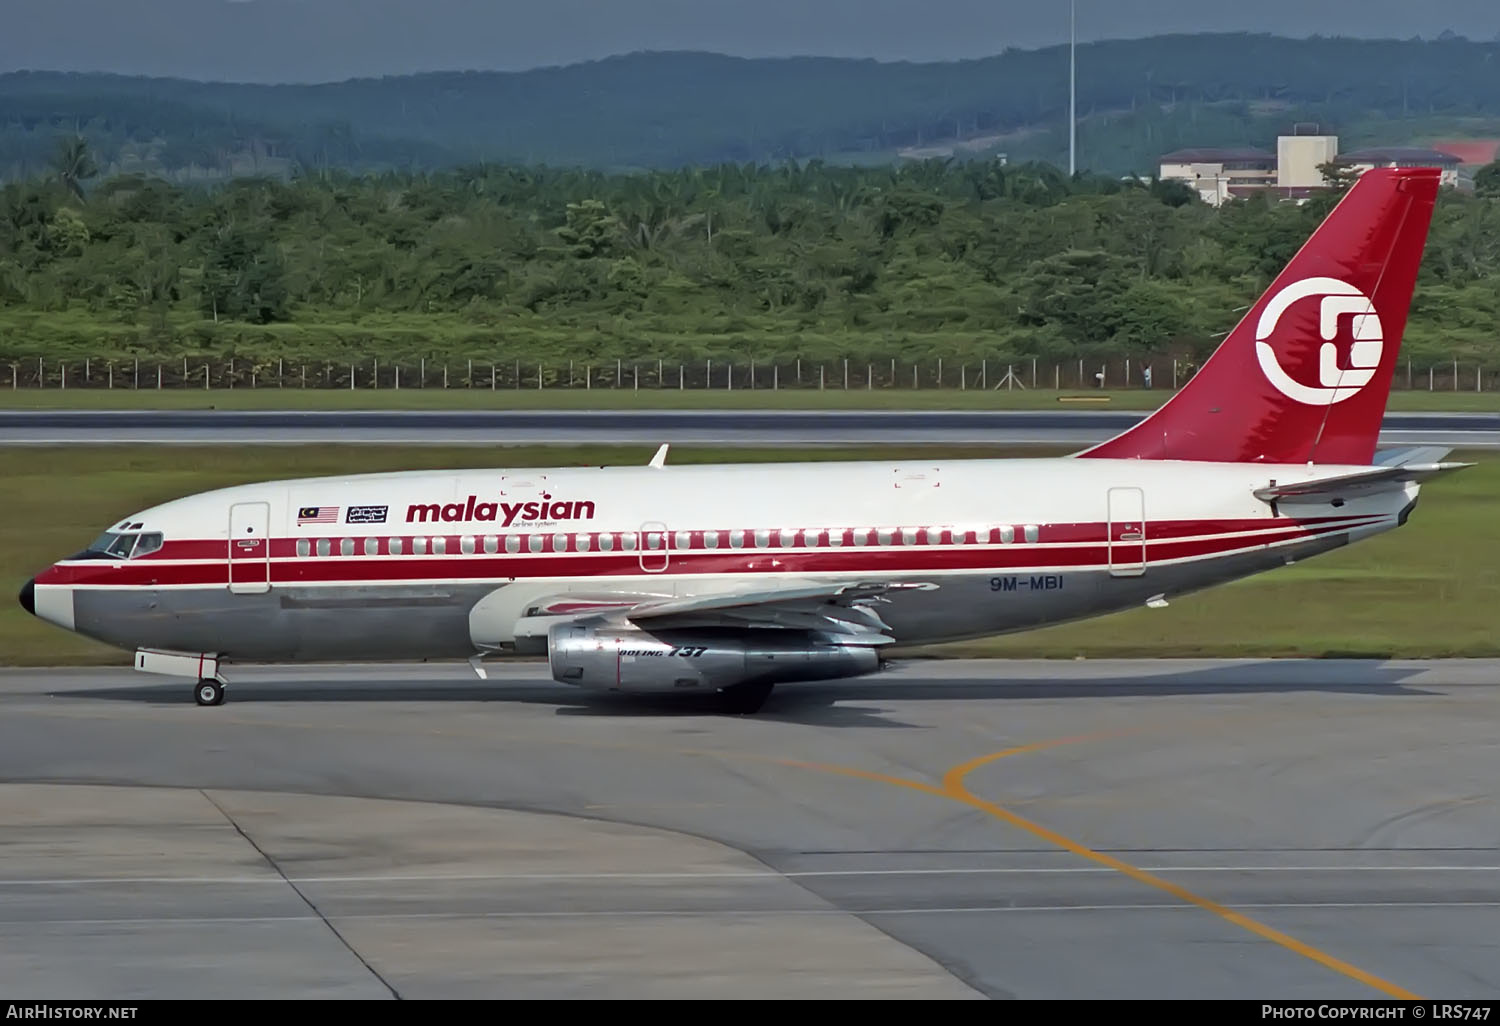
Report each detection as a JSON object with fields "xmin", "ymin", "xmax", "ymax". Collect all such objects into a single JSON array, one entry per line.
[
  {"xmin": 0, "ymin": 658, "xmax": 1495, "ymax": 999},
  {"xmin": 1, "ymin": 409, "xmax": 1498, "ymax": 447}
]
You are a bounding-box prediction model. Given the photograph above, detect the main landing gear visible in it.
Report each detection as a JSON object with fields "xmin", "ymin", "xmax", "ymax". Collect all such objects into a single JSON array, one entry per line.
[
  {"xmin": 717, "ymin": 680, "xmax": 774, "ymax": 715},
  {"xmin": 194, "ymin": 679, "xmax": 226, "ymax": 706}
]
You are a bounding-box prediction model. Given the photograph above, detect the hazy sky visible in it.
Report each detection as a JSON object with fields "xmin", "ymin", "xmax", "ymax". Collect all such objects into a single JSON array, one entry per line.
[{"xmin": 3, "ymin": 0, "xmax": 1498, "ymax": 83}]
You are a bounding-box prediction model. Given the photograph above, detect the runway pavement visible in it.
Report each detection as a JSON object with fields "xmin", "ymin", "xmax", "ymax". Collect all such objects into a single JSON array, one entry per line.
[
  {"xmin": 1, "ymin": 657, "xmax": 1497, "ymax": 999},
  {"xmin": 3, "ymin": 409, "xmax": 1500, "ymax": 447}
]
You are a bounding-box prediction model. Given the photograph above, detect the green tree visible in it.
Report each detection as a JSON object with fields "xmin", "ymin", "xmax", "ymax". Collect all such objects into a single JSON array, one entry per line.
[
  {"xmin": 1476, "ymin": 161, "xmax": 1500, "ymax": 199},
  {"xmin": 0, "ymin": 147, "xmax": 1493, "ymax": 370},
  {"xmin": 200, "ymin": 225, "xmax": 289, "ymax": 324},
  {"xmin": 50, "ymin": 136, "xmax": 98, "ymax": 201},
  {"xmin": 555, "ymin": 199, "xmax": 621, "ymax": 258}
]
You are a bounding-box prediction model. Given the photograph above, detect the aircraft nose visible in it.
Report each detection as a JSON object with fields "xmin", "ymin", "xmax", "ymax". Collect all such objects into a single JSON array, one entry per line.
[{"xmin": 19, "ymin": 578, "xmax": 35, "ymax": 616}]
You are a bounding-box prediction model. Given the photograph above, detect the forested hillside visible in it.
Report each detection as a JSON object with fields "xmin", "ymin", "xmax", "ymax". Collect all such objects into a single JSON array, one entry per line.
[
  {"xmin": 4, "ymin": 34, "xmax": 1500, "ymax": 178},
  {"xmin": 3, "ymin": 156, "xmax": 1497, "ymax": 369}
]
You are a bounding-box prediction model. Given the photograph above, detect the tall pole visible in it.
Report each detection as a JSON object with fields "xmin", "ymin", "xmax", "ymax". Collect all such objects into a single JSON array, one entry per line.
[{"xmin": 1069, "ymin": 0, "xmax": 1076, "ymax": 177}]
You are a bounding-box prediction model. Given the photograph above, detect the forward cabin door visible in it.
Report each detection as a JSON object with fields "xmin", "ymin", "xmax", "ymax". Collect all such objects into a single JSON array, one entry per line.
[
  {"xmin": 1107, "ymin": 487, "xmax": 1146, "ymax": 577},
  {"xmin": 228, "ymin": 501, "xmax": 272, "ymax": 594}
]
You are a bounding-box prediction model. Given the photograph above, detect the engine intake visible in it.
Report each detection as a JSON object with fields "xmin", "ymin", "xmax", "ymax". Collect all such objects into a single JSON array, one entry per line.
[{"xmin": 547, "ymin": 621, "xmax": 880, "ymax": 693}]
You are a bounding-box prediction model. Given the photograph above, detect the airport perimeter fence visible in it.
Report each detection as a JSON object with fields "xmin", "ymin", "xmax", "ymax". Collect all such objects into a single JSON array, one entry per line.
[{"xmin": 3, "ymin": 355, "xmax": 1498, "ymax": 393}]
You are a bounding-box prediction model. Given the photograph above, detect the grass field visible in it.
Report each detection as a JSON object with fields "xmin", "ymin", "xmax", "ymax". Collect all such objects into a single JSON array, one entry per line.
[
  {"xmin": 2, "ymin": 388, "xmax": 1500, "ymax": 412},
  {"xmin": 3, "ymin": 444, "xmax": 1496, "ymax": 666}
]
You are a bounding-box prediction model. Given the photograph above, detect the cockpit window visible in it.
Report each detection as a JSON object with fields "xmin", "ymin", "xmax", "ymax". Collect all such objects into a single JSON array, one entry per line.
[
  {"xmin": 96, "ymin": 532, "xmax": 138, "ymax": 558},
  {"xmin": 76, "ymin": 530, "xmax": 165, "ymax": 560}
]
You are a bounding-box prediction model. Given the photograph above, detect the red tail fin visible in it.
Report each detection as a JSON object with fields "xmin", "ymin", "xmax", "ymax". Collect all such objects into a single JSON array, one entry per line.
[{"xmin": 1077, "ymin": 166, "xmax": 1441, "ymax": 465}]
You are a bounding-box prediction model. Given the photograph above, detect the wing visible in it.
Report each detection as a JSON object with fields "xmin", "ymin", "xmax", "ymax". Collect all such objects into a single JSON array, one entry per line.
[
  {"xmin": 518, "ymin": 581, "xmax": 938, "ymax": 645},
  {"xmin": 624, "ymin": 581, "xmax": 937, "ymax": 642}
]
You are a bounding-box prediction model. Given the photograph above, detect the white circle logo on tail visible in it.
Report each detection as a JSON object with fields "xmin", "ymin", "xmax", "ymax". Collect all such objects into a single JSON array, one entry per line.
[{"xmin": 1254, "ymin": 276, "xmax": 1383, "ymax": 406}]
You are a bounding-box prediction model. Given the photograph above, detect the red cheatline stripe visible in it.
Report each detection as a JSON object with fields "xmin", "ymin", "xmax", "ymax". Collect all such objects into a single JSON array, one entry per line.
[
  {"xmin": 38, "ymin": 518, "xmax": 1379, "ymax": 588},
  {"xmin": 120, "ymin": 515, "xmax": 1382, "ymax": 563}
]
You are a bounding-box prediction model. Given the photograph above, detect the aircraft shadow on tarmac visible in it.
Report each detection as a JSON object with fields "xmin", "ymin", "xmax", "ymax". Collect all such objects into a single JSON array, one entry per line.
[{"xmin": 50, "ymin": 659, "xmax": 1444, "ymax": 729}]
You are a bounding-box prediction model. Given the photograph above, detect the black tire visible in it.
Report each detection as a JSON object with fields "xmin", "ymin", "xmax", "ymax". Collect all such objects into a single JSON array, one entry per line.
[
  {"xmin": 194, "ymin": 680, "xmax": 224, "ymax": 706},
  {"xmin": 717, "ymin": 680, "xmax": 774, "ymax": 715}
]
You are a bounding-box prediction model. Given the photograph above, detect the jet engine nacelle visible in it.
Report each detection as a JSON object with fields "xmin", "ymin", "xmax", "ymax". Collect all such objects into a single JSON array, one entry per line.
[{"xmin": 547, "ymin": 620, "xmax": 881, "ymax": 693}]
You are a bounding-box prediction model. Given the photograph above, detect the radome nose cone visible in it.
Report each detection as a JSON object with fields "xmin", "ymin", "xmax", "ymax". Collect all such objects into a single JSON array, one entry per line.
[{"xmin": 19, "ymin": 578, "xmax": 35, "ymax": 616}]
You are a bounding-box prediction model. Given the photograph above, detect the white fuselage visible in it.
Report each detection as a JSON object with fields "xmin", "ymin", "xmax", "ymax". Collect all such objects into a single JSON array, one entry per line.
[{"xmin": 31, "ymin": 455, "xmax": 1415, "ymax": 665}]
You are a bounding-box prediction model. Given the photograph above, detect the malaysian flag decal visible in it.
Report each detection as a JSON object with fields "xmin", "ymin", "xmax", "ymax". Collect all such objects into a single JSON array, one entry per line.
[{"xmin": 297, "ymin": 506, "xmax": 339, "ymax": 524}]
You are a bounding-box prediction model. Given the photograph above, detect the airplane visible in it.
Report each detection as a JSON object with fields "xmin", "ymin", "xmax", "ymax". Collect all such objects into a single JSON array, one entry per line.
[{"xmin": 18, "ymin": 166, "xmax": 1471, "ymax": 714}]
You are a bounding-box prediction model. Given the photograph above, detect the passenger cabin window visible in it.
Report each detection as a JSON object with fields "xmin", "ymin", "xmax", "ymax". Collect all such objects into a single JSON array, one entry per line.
[
  {"xmin": 506, "ymin": 536, "xmax": 520, "ymax": 554},
  {"xmin": 316, "ymin": 539, "xmax": 330, "ymax": 557},
  {"xmin": 389, "ymin": 538, "xmax": 403, "ymax": 555},
  {"xmin": 999, "ymin": 526, "xmax": 1014, "ymax": 544},
  {"xmin": 413, "ymin": 537, "xmax": 427, "ymax": 555},
  {"xmin": 461, "ymin": 535, "xmax": 475, "ymax": 555},
  {"xmin": 599, "ymin": 533, "xmax": 614, "ymax": 551},
  {"xmin": 433, "ymin": 537, "xmax": 446, "ymax": 555},
  {"xmin": 364, "ymin": 537, "xmax": 378, "ymax": 556},
  {"xmin": 1024, "ymin": 525, "xmax": 1039, "ymax": 543},
  {"xmin": 340, "ymin": 538, "xmax": 354, "ymax": 557},
  {"xmin": 296, "ymin": 539, "xmax": 310, "ymax": 558},
  {"xmin": 484, "ymin": 536, "xmax": 498, "ymax": 554}
]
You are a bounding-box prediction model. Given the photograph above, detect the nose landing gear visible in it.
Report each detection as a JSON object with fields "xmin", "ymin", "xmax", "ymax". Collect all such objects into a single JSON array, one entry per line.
[{"xmin": 133, "ymin": 649, "xmax": 228, "ymax": 706}]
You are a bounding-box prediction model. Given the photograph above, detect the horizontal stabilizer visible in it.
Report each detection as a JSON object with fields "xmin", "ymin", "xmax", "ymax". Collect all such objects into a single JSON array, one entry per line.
[
  {"xmin": 1373, "ymin": 445, "xmax": 1453, "ymax": 467},
  {"xmin": 1253, "ymin": 462, "xmax": 1473, "ymax": 503}
]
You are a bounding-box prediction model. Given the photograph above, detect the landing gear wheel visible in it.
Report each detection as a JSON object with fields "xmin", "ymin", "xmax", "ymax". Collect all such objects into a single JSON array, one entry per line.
[
  {"xmin": 717, "ymin": 680, "xmax": 774, "ymax": 715},
  {"xmin": 194, "ymin": 679, "xmax": 225, "ymax": 706}
]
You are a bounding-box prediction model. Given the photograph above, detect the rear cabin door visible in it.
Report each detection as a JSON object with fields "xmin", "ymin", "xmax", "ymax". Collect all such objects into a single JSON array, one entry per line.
[
  {"xmin": 1107, "ymin": 487, "xmax": 1146, "ymax": 577},
  {"xmin": 228, "ymin": 501, "xmax": 272, "ymax": 594}
]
